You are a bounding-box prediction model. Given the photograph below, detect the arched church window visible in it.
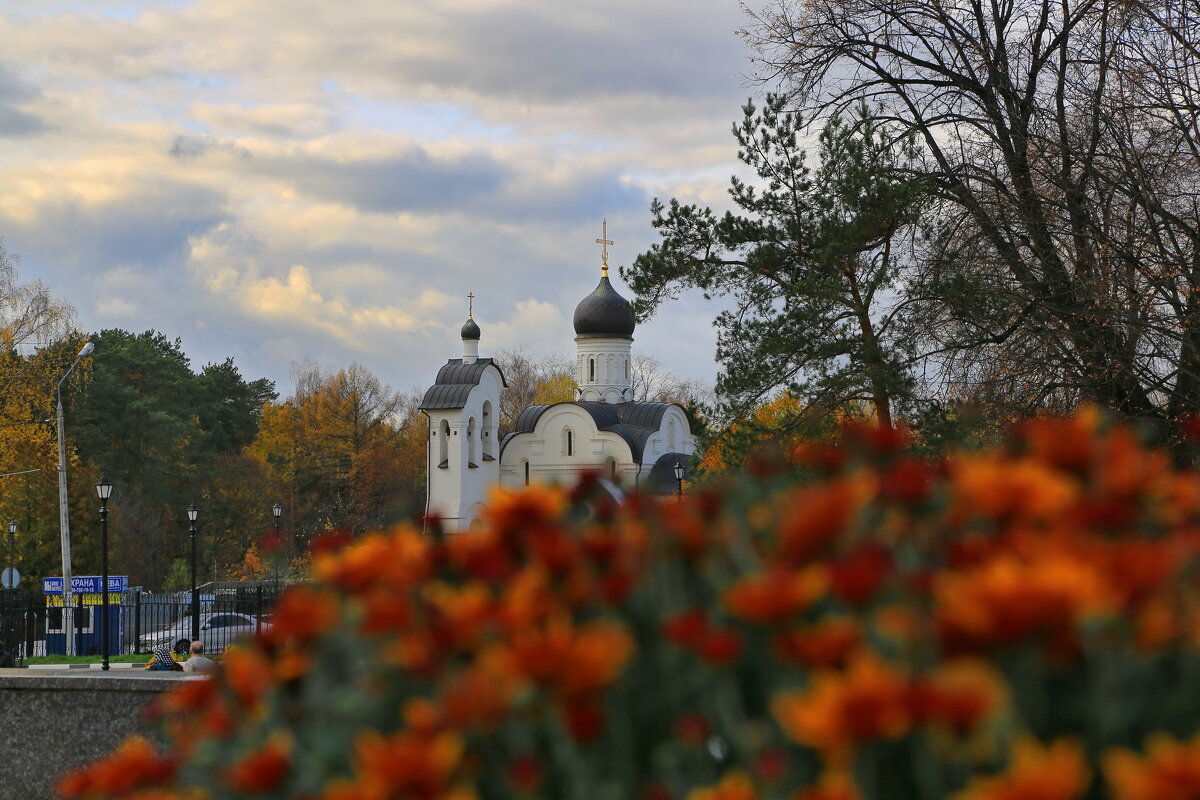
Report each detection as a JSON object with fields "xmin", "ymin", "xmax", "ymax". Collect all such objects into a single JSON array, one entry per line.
[
  {"xmin": 607, "ymin": 354, "xmax": 615, "ymax": 382},
  {"xmin": 467, "ymin": 417, "xmax": 476, "ymax": 465},
  {"xmin": 523, "ymin": 460, "xmax": 530, "ymax": 486},
  {"xmin": 439, "ymin": 419, "xmax": 450, "ymax": 467},
  {"xmin": 668, "ymin": 418, "xmax": 677, "ymax": 451},
  {"xmin": 625, "ymin": 359, "xmax": 629, "ymax": 381},
  {"xmin": 589, "ymin": 358, "xmax": 595, "ymax": 382},
  {"xmin": 481, "ymin": 401, "xmax": 493, "ymax": 460},
  {"xmin": 564, "ymin": 427, "xmax": 574, "ymax": 457},
  {"xmin": 606, "ymin": 456, "xmax": 617, "ymax": 481}
]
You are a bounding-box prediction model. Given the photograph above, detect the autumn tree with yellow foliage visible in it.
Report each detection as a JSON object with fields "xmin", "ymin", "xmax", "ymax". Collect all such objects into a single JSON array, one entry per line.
[{"xmin": 248, "ymin": 362, "xmax": 426, "ymax": 552}]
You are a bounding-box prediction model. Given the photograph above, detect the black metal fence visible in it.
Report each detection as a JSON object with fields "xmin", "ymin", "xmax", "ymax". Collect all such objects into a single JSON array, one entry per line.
[
  {"xmin": 0, "ymin": 591, "xmax": 43, "ymax": 666},
  {"xmin": 0, "ymin": 584, "xmax": 282, "ymax": 665}
]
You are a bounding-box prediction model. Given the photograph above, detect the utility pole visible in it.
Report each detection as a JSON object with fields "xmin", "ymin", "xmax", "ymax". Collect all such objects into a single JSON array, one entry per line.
[{"xmin": 56, "ymin": 342, "xmax": 93, "ymax": 655}]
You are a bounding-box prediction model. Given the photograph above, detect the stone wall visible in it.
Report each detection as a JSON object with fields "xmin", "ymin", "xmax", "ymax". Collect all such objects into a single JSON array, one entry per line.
[{"xmin": 0, "ymin": 670, "xmax": 190, "ymax": 799}]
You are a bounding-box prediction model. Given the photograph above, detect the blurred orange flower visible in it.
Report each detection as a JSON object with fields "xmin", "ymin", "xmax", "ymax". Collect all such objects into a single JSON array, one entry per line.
[
  {"xmin": 910, "ymin": 658, "xmax": 1007, "ymax": 734},
  {"xmin": 828, "ymin": 544, "xmax": 891, "ymax": 607},
  {"xmin": 1020, "ymin": 411, "xmax": 1098, "ymax": 475},
  {"xmin": 952, "ymin": 456, "xmax": 1077, "ymax": 523},
  {"xmin": 496, "ymin": 566, "xmax": 557, "ymax": 633},
  {"xmin": 314, "ymin": 528, "xmax": 430, "ymax": 593},
  {"xmin": 1095, "ymin": 427, "xmax": 1167, "ymax": 503},
  {"xmin": 772, "ymin": 651, "xmax": 911, "ymax": 763},
  {"xmin": 686, "ymin": 771, "xmax": 757, "ymax": 800},
  {"xmin": 440, "ymin": 647, "xmax": 520, "ymax": 729},
  {"xmin": 1104, "ymin": 732, "xmax": 1200, "ymax": 800},
  {"xmin": 486, "ymin": 484, "xmax": 567, "ymax": 538},
  {"xmin": 424, "ymin": 580, "xmax": 494, "ymax": 651},
  {"xmin": 935, "ymin": 550, "xmax": 1115, "ymax": 652},
  {"xmin": 773, "ymin": 618, "xmax": 860, "ymax": 669},
  {"xmin": 507, "ymin": 618, "xmax": 633, "ymax": 697},
  {"xmin": 724, "ymin": 566, "xmax": 828, "ymax": 624},
  {"xmin": 793, "ymin": 772, "xmax": 861, "ymax": 800},
  {"xmin": 266, "ymin": 585, "xmax": 340, "ymax": 643},
  {"xmin": 350, "ymin": 728, "xmax": 465, "ymax": 799},
  {"xmin": 445, "ymin": 528, "xmax": 517, "ymax": 583},
  {"xmin": 954, "ymin": 736, "xmax": 1088, "ymax": 800},
  {"xmin": 358, "ymin": 586, "xmax": 414, "ymax": 636},
  {"xmin": 777, "ymin": 480, "xmax": 867, "ymax": 565},
  {"xmin": 57, "ymin": 736, "xmax": 175, "ymax": 798},
  {"xmin": 222, "ymin": 646, "xmax": 274, "ymax": 709},
  {"xmin": 560, "ymin": 620, "xmax": 635, "ymax": 695},
  {"xmin": 225, "ymin": 736, "xmax": 291, "ymax": 794}
]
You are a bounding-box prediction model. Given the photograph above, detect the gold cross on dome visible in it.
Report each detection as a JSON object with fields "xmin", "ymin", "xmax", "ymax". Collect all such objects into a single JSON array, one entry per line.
[
  {"xmin": 595, "ymin": 219, "xmax": 614, "ymax": 277},
  {"xmin": 467, "ymin": 292, "xmax": 474, "ymax": 318}
]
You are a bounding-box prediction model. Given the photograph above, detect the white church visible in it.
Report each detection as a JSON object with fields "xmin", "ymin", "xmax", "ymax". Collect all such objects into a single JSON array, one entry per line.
[{"xmin": 419, "ymin": 237, "xmax": 698, "ymax": 531}]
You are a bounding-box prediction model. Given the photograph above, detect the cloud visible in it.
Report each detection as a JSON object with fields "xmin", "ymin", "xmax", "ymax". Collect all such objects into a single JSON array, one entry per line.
[
  {"xmin": 0, "ymin": 64, "xmax": 49, "ymax": 137},
  {"xmin": 168, "ymin": 134, "xmax": 251, "ymax": 160},
  {"xmin": 259, "ymin": 147, "xmax": 507, "ymax": 214},
  {"xmin": 0, "ymin": 0, "xmax": 750, "ymax": 398},
  {"xmin": 1, "ymin": 171, "xmax": 228, "ymax": 270},
  {"xmin": 190, "ymin": 101, "xmax": 334, "ymax": 139}
]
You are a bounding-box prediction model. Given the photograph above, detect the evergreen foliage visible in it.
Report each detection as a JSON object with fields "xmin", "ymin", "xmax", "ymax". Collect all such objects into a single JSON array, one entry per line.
[{"xmin": 625, "ymin": 98, "xmax": 928, "ymax": 427}]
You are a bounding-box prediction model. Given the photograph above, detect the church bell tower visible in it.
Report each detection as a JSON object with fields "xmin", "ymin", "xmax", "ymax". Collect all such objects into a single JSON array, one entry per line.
[
  {"xmin": 418, "ymin": 297, "xmax": 505, "ymax": 532},
  {"xmin": 573, "ymin": 220, "xmax": 635, "ymax": 404}
]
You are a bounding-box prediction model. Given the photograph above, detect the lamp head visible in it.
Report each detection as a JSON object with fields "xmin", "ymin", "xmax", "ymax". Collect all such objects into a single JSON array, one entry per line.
[
  {"xmin": 8, "ymin": 521, "xmax": 15, "ymax": 535},
  {"xmin": 187, "ymin": 503, "xmax": 199, "ymax": 523},
  {"xmin": 95, "ymin": 474, "xmax": 113, "ymax": 501},
  {"xmin": 272, "ymin": 502, "xmax": 283, "ymax": 519},
  {"xmin": 78, "ymin": 342, "xmax": 94, "ymax": 358},
  {"xmin": 673, "ymin": 461, "xmax": 685, "ymax": 481}
]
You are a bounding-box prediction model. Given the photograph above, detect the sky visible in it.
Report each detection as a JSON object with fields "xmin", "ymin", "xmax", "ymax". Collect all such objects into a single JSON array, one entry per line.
[{"xmin": 0, "ymin": 0, "xmax": 757, "ymax": 398}]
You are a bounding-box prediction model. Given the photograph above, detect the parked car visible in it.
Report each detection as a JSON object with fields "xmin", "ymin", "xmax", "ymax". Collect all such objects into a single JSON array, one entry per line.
[{"xmin": 138, "ymin": 612, "xmax": 270, "ymax": 655}]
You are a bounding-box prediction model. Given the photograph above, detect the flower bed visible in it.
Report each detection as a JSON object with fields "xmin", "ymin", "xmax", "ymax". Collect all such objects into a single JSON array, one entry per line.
[{"xmin": 59, "ymin": 412, "xmax": 1200, "ymax": 799}]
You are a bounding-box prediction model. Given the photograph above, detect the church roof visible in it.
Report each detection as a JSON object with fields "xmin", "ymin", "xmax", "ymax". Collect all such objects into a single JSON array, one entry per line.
[
  {"xmin": 573, "ymin": 276, "xmax": 635, "ymax": 339},
  {"xmin": 419, "ymin": 357, "xmax": 506, "ymax": 410},
  {"xmin": 500, "ymin": 400, "xmax": 679, "ymax": 463}
]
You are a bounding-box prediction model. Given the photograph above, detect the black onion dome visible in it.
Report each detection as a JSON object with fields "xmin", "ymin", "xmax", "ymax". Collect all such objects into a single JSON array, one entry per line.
[
  {"xmin": 460, "ymin": 317, "xmax": 481, "ymax": 340},
  {"xmin": 573, "ymin": 276, "xmax": 635, "ymax": 338}
]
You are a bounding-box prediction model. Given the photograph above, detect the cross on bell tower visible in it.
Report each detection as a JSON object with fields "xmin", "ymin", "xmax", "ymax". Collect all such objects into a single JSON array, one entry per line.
[{"xmin": 595, "ymin": 219, "xmax": 614, "ymax": 277}]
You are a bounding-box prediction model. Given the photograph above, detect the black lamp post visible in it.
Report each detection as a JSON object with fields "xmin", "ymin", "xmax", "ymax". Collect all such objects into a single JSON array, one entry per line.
[
  {"xmin": 95, "ymin": 475, "xmax": 113, "ymax": 671},
  {"xmin": 673, "ymin": 461, "xmax": 685, "ymax": 502},
  {"xmin": 7, "ymin": 521, "xmax": 15, "ymax": 589},
  {"xmin": 187, "ymin": 504, "xmax": 199, "ymax": 645},
  {"xmin": 271, "ymin": 503, "xmax": 283, "ymax": 593}
]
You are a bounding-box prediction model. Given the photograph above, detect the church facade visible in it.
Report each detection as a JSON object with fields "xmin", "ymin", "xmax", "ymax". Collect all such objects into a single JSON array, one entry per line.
[{"xmin": 419, "ymin": 253, "xmax": 697, "ymax": 532}]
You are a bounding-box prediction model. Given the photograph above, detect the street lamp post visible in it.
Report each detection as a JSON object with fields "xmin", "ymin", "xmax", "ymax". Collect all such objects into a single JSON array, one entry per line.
[
  {"xmin": 95, "ymin": 475, "xmax": 112, "ymax": 671},
  {"xmin": 673, "ymin": 461, "xmax": 685, "ymax": 502},
  {"xmin": 187, "ymin": 504, "xmax": 199, "ymax": 645},
  {"xmin": 271, "ymin": 503, "xmax": 283, "ymax": 594},
  {"xmin": 57, "ymin": 340, "xmax": 93, "ymax": 655}
]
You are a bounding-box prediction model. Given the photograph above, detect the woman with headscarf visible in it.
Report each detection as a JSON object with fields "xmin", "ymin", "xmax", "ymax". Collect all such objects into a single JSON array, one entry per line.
[{"xmin": 145, "ymin": 645, "xmax": 183, "ymax": 671}]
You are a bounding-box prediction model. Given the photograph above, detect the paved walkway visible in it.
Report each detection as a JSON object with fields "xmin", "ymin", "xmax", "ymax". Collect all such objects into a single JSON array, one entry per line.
[{"xmin": 22, "ymin": 661, "xmax": 147, "ymax": 670}]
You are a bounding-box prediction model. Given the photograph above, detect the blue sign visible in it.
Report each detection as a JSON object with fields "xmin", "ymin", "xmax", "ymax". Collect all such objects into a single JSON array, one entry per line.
[{"xmin": 42, "ymin": 576, "xmax": 128, "ymax": 595}]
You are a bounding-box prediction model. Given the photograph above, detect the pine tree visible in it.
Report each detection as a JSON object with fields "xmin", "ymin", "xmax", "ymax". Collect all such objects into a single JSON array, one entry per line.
[{"xmin": 625, "ymin": 98, "xmax": 928, "ymax": 427}]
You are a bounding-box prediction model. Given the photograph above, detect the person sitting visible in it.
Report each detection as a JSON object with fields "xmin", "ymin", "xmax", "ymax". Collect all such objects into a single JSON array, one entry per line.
[
  {"xmin": 182, "ymin": 640, "xmax": 215, "ymax": 674},
  {"xmin": 145, "ymin": 645, "xmax": 183, "ymax": 671}
]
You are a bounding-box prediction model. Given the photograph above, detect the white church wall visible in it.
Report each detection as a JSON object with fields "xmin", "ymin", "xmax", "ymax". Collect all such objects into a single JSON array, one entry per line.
[
  {"xmin": 499, "ymin": 404, "xmax": 634, "ymax": 488},
  {"xmin": 426, "ymin": 365, "xmax": 504, "ymax": 531},
  {"xmin": 426, "ymin": 407, "xmax": 463, "ymax": 524}
]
